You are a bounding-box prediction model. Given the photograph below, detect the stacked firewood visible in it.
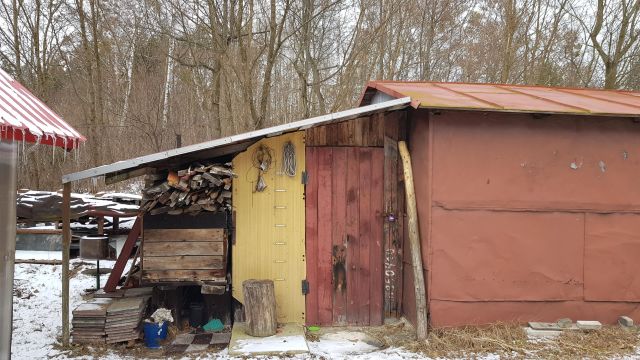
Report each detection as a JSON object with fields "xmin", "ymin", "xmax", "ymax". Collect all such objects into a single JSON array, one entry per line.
[{"xmin": 140, "ymin": 163, "xmax": 235, "ymax": 215}]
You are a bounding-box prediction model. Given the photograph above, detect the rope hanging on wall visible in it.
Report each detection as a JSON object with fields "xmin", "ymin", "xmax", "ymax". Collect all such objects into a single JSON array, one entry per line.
[
  {"xmin": 282, "ymin": 141, "xmax": 296, "ymax": 177},
  {"xmin": 251, "ymin": 144, "xmax": 273, "ymax": 192}
]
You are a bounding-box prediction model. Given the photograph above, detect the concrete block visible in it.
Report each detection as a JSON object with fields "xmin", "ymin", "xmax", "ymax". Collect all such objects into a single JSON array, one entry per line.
[
  {"xmin": 557, "ymin": 318, "xmax": 572, "ymax": 328},
  {"xmin": 618, "ymin": 316, "xmax": 634, "ymax": 327},
  {"xmin": 576, "ymin": 320, "xmax": 602, "ymax": 330},
  {"xmin": 524, "ymin": 327, "xmax": 562, "ymax": 339},
  {"xmin": 528, "ymin": 322, "xmax": 561, "ymax": 331}
]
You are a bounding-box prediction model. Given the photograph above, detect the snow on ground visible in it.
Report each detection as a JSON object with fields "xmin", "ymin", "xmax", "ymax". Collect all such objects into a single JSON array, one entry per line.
[
  {"xmin": 11, "ymin": 251, "xmax": 130, "ymax": 360},
  {"xmin": 13, "ymin": 251, "xmax": 638, "ymax": 360},
  {"xmin": 11, "ymin": 253, "xmax": 427, "ymax": 360}
]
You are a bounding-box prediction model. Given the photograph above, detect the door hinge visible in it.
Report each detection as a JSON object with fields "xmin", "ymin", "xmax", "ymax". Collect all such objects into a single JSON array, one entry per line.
[
  {"xmin": 301, "ymin": 171, "xmax": 308, "ymax": 185},
  {"xmin": 301, "ymin": 279, "xmax": 309, "ymax": 295}
]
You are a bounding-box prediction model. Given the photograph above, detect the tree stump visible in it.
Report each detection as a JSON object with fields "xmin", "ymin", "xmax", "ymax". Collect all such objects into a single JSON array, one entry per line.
[{"xmin": 242, "ymin": 279, "xmax": 277, "ymax": 337}]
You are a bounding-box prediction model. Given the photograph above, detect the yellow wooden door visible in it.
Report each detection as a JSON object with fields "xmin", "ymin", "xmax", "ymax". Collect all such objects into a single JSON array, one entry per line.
[{"xmin": 232, "ymin": 131, "xmax": 306, "ymax": 323}]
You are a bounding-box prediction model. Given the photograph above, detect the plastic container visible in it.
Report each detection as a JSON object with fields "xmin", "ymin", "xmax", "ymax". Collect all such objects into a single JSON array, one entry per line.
[
  {"xmin": 143, "ymin": 321, "xmax": 168, "ymax": 349},
  {"xmin": 189, "ymin": 303, "xmax": 205, "ymax": 327}
]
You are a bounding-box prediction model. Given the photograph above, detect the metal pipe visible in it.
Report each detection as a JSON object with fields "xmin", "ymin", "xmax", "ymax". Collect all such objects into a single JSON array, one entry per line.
[{"xmin": 0, "ymin": 140, "xmax": 17, "ymax": 359}]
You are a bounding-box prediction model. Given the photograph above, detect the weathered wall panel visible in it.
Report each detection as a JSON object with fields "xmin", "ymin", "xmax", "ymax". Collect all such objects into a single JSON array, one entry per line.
[
  {"xmin": 305, "ymin": 146, "xmax": 384, "ymax": 326},
  {"xmin": 232, "ymin": 131, "xmax": 306, "ymax": 324},
  {"xmin": 405, "ymin": 109, "xmax": 640, "ymax": 328},
  {"xmin": 383, "ymin": 111, "xmax": 407, "ymax": 318},
  {"xmin": 305, "ymin": 115, "xmax": 384, "ymax": 147},
  {"xmin": 585, "ymin": 213, "xmax": 640, "ymax": 301},
  {"xmin": 430, "ymin": 300, "xmax": 640, "ymax": 327},
  {"xmin": 431, "ymin": 208, "xmax": 584, "ymax": 301},
  {"xmin": 432, "ymin": 112, "xmax": 640, "ymax": 212}
]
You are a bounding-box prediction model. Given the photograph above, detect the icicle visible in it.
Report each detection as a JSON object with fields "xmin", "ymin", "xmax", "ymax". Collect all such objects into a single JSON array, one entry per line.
[
  {"xmin": 20, "ymin": 129, "xmax": 26, "ymax": 163},
  {"xmin": 51, "ymin": 134, "xmax": 57, "ymax": 163},
  {"xmin": 62, "ymin": 137, "xmax": 67, "ymax": 162}
]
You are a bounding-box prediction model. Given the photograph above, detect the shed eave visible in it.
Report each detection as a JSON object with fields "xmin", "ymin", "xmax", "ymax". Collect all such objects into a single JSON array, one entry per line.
[{"xmin": 62, "ymin": 97, "xmax": 411, "ymax": 184}]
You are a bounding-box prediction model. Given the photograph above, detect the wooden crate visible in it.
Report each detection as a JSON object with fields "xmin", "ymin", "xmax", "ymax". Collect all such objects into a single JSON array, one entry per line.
[{"xmin": 142, "ymin": 228, "xmax": 227, "ymax": 283}]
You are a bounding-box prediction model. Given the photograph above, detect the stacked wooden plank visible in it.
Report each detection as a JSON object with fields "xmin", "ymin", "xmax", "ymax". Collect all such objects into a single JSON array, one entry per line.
[
  {"xmin": 71, "ymin": 298, "xmax": 110, "ymax": 344},
  {"xmin": 72, "ymin": 296, "xmax": 150, "ymax": 344},
  {"xmin": 105, "ymin": 296, "xmax": 149, "ymax": 343},
  {"xmin": 140, "ymin": 163, "xmax": 234, "ymax": 216},
  {"xmin": 142, "ymin": 228, "xmax": 227, "ymax": 283}
]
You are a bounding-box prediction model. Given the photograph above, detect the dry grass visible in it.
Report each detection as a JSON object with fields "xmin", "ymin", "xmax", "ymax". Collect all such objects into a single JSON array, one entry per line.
[
  {"xmin": 366, "ymin": 321, "xmax": 640, "ymax": 359},
  {"xmin": 538, "ymin": 326, "xmax": 640, "ymax": 359}
]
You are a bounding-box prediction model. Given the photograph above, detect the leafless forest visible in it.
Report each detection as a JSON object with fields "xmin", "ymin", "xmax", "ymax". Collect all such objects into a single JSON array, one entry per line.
[{"xmin": 1, "ymin": 0, "xmax": 639, "ymax": 191}]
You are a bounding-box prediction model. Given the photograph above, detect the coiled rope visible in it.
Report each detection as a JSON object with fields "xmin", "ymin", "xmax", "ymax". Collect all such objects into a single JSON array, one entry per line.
[{"xmin": 282, "ymin": 141, "xmax": 296, "ymax": 177}]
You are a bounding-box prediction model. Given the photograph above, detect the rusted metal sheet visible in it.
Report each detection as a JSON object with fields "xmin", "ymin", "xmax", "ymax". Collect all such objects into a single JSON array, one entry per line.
[
  {"xmin": 403, "ymin": 108, "xmax": 640, "ymax": 327},
  {"xmin": 0, "ymin": 68, "xmax": 84, "ymax": 149},
  {"xmin": 305, "ymin": 147, "xmax": 384, "ymax": 326},
  {"xmin": 360, "ymin": 81, "xmax": 640, "ymax": 117},
  {"xmin": 585, "ymin": 213, "xmax": 640, "ymax": 301},
  {"xmin": 430, "ymin": 301, "xmax": 640, "ymax": 327},
  {"xmin": 431, "ymin": 111, "xmax": 640, "ymax": 212},
  {"xmin": 431, "ymin": 208, "xmax": 584, "ymax": 301}
]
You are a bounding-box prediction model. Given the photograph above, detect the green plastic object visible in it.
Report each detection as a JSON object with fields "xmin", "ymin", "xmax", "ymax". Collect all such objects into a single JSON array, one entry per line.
[
  {"xmin": 203, "ymin": 318, "xmax": 224, "ymax": 332},
  {"xmin": 307, "ymin": 325, "xmax": 320, "ymax": 332}
]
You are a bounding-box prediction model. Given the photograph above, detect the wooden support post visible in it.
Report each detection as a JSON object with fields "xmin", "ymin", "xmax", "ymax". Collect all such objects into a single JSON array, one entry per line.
[
  {"xmin": 0, "ymin": 140, "xmax": 17, "ymax": 359},
  {"xmin": 242, "ymin": 279, "xmax": 277, "ymax": 337},
  {"xmin": 96, "ymin": 216, "xmax": 104, "ymax": 289},
  {"xmin": 62, "ymin": 182, "xmax": 71, "ymax": 347},
  {"xmin": 398, "ymin": 141, "xmax": 428, "ymax": 340}
]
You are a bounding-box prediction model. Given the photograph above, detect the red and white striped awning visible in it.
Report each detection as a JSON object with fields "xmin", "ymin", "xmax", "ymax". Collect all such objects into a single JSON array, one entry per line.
[{"xmin": 0, "ymin": 68, "xmax": 85, "ymax": 150}]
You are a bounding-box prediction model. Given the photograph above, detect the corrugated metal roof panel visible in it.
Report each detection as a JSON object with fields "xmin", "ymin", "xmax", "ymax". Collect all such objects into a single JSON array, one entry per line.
[
  {"xmin": 0, "ymin": 68, "xmax": 85, "ymax": 149},
  {"xmin": 62, "ymin": 97, "xmax": 411, "ymax": 183},
  {"xmin": 361, "ymin": 81, "xmax": 640, "ymax": 116}
]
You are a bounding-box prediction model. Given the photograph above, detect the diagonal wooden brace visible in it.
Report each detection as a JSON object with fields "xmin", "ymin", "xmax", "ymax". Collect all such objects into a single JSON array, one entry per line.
[{"xmin": 104, "ymin": 216, "xmax": 142, "ymax": 292}]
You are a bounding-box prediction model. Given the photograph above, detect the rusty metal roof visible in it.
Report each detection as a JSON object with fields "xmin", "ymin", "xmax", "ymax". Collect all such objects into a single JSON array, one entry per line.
[
  {"xmin": 0, "ymin": 68, "xmax": 85, "ymax": 149},
  {"xmin": 360, "ymin": 81, "xmax": 640, "ymax": 117}
]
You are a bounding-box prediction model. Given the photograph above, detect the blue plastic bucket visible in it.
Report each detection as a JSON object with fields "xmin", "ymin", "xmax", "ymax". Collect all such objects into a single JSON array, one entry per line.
[{"xmin": 143, "ymin": 321, "xmax": 168, "ymax": 349}]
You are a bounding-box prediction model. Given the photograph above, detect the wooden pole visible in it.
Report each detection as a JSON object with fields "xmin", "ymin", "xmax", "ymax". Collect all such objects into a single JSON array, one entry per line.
[
  {"xmin": 398, "ymin": 141, "xmax": 428, "ymax": 340},
  {"xmin": 62, "ymin": 182, "xmax": 71, "ymax": 346}
]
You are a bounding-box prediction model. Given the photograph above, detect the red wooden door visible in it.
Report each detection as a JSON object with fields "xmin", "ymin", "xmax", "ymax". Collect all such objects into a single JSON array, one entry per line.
[{"xmin": 305, "ymin": 147, "xmax": 384, "ymax": 326}]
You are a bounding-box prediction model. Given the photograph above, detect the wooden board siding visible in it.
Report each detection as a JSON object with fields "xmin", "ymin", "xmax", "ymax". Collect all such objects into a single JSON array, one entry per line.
[
  {"xmin": 142, "ymin": 228, "xmax": 227, "ymax": 282},
  {"xmin": 143, "ymin": 229, "xmax": 225, "ymax": 242},
  {"xmin": 383, "ymin": 111, "xmax": 407, "ymax": 318},
  {"xmin": 232, "ymin": 131, "xmax": 306, "ymax": 324},
  {"xmin": 305, "ymin": 146, "xmax": 384, "ymax": 326},
  {"xmin": 305, "ymin": 115, "xmax": 384, "ymax": 147}
]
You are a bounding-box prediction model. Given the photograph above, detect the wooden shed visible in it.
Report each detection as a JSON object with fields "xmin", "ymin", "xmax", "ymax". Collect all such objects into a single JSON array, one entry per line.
[{"xmin": 62, "ymin": 81, "xmax": 640, "ymax": 334}]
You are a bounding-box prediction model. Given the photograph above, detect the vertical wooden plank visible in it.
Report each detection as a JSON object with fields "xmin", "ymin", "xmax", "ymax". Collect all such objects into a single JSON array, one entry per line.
[
  {"xmin": 358, "ymin": 148, "xmax": 372, "ymax": 325},
  {"xmin": 370, "ymin": 148, "xmax": 385, "ymax": 325},
  {"xmin": 317, "ymin": 148, "xmax": 334, "ymax": 325},
  {"xmin": 305, "ymin": 147, "xmax": 319, "ymax": 325},
  {"xmin": 345, "ymin": 147, "xmax": 360, "ymax": 325},
  {"xmin": 331, "ymin": 148, "xmax": 348, "ymax": 325},
  {"xmin": 61, "ymin": 182, "xmax": 71, "ymax": 346}
]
